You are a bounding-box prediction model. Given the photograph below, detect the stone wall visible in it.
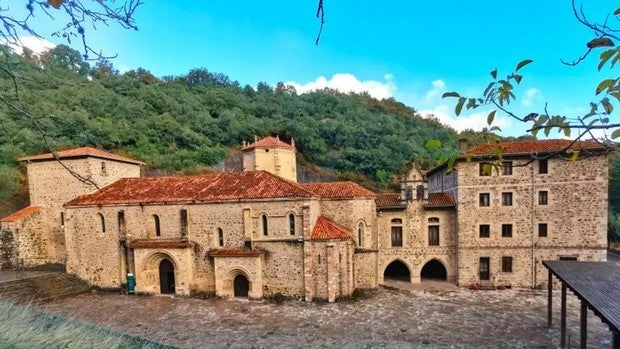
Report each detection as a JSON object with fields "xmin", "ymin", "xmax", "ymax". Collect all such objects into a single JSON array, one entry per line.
[
  {"xmin": 455, "ymin": 155, "xmax": 609, "ymax": 287},
  {"xmin": 377, "ymin": 202, "xmax": 457, "ymax": 283},
  {"xmin": 65, "ymin": 198, "xmax": 326, "ymax": 297},
  {"xmin": 5, "ymin": 157, "xmax": 141, "ymax": 268},
  {"xmin": 212, "ymin": 255, "xmax": 262, "ymax": 299},
  {"xmin": 27, "ymin": 158, "xmax": 139, "ymax": 209},
  {"xmin": 133, "ymin": 247, "xmax": 194, "ymax": 296},
  {"xmin": 305, "ymin": 240, "xmax": 354, "ymax": 302},
  {"xmin": 64, "ymin": 206, "xmax": 125, "ymax": 287},
  {"xmin": 243, "ymin": 147, "xmax": 297, "ymax": 182},
  {"xmin": 353, "ymin": 251, "xmax": 377, "ymax": 288},
  {"xmin": 0, "ymin": 209, "xmax": 64, "ymax": 267},
  {"xmin": 253, "ymin": 241, "xmax": 304, "ymax": 298},
  {"xmin": 318, "ymin": 199, "xmax": 376, "ymax": 249}
]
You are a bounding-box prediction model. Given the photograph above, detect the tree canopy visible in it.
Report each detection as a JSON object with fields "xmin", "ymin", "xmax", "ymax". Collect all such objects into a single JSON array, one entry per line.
[{"xmin": 0, "ymin": 45, "xmax": 459, "ymax": 202}]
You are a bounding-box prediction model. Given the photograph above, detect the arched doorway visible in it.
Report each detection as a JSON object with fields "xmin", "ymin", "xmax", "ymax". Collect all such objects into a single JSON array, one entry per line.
[
  {"xmin": 233, "ymin": 274, "xmax": 249, "ymax": 298},
  {"xmin": 384, "ymin": 260, "xmax": 411, "ymax": 281},
  {"xmin": 420, "ymin": 259, "xmax": 447, "ymax": 281},
  {"xmin": 159, "ymin": 258, "xmax": 176, "ymax": 294}
]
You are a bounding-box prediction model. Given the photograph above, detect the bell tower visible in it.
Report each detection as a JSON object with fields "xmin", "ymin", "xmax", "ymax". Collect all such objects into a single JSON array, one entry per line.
[{"xmin": 242, "ymin": 136, "xmax": 297, "ymax": 182}]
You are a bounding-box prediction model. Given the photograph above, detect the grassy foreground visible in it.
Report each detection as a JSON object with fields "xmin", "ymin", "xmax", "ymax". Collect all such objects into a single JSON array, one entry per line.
[{"xmin": 0, "ymin": 299, "xmax": 174, "ymax": 349}]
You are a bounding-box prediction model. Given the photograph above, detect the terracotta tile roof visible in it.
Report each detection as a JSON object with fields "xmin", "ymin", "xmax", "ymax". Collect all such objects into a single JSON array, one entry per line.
[
  {"xmin": 425, "ymin": 192, "xmax": 456, "ymax": 208},
  {"xmin": 19, "ymin": 147, "xmax": 144, "ymax": 165},
  {"xmin": 127, "ymin": 239, "xmax": 192, "ymax": 249},
  {"xmin": 302, "ymin": 182, "xmax": 376, "ymax": 199},
  {"xmin": 208, "ymin": 248, "xmax": 261, "ymax": 257},
  {"xmin": 1, "ymin": 206, "xmax": 41, "ymax": 223},
  {"xmin": 465, "ymin": 139, "xmax": 606, "ymax": 156},
  {"xmin": 375, "ymin": 193, "xmax": 402, "ymax": 208},
  {"xmin": 311, "ymin": 216, "xmax": 351, "ymax": 241},
  {"xmin": 66, "ymin": 171, "xmax": 315, "ymax": 206},
  {"xmin": 242, "ymin": 137, "xmax": 294, "ymax": 151}
]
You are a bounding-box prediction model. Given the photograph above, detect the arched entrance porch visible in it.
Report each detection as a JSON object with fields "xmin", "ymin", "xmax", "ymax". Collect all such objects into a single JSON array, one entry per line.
[{"xmin": 384, "ymin": 260, "xmax": 411, "ymax": 282}]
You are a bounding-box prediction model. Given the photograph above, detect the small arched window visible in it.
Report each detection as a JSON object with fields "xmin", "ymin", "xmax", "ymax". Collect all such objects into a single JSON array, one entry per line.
[
  {"xmin": 289, "ymin": 213, "xmax": 296, "ymax": 235},
  {"xmin": 98, "ymin": 213, "xmax": 106, "ymax": 233},
  {"xmin": 357, "ymin": 222, "xmax": 364, "ymax": 247},
  {"xmin": 153, "ymin": 215, "xmax": 161, "ymax": 237},
  {"xmin": 217, "ymin": 228, "xmax": 224, "ymax": 247},
  {"xmin": 262, "ymin": 214, "xmax": 269, "ymax": 236}
]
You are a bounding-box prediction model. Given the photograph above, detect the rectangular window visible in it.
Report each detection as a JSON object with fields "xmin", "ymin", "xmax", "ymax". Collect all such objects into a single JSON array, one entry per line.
[
  {"xmin": 539, "ymin": 159, "xmax": 548, "ymax": 174},
  {"xmin": 502, "ymin": 256, "xmax": 513, "ymax": 273},
  {"xmin": 502, "ymin": 161, "xmax": 513, "ymax": 175},
  {"xmin": 479, "ymin": 193, "xmax": 490, "ymax": 207},
  {"xmin": 501, "ymin": 224, "xmax": 513, "ymax": 238},
  {"xmin": 538, "ymin": 191, "xmax": 548, "ymax": 205},
  {"xmin": 479, "ymin": 224, "xmax": 490, "ymax": 238},
  {"xmin": 479, "ymin": 163, "xmax": 491, "ymax": 176},
  {"xmin": 428, "ymin": 225, "xmax": 439, "ymax": 246},
  {"xmin": 559, "ymin": 256, "xmax": 578, "ymax": 261},
  {"xmin": 538, "ymin": 223, "xmax": 548, "ymax": 237},
  {"xmin": 501, "ymin": 192, "xmax": 513, "ymax": 206},
  {"xmin": 180, "ymin": 209, "xmax": 188, "ymax": 237},
  {"xmin": 60, "ymin": 212, "xmax": 65, "ymax": 227},
  {"xmin": 391, "ymin": 226, "xmax": 403, "ymax": 247}
]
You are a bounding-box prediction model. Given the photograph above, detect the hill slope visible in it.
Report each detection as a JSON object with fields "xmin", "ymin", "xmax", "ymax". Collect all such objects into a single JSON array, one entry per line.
[{"xmin": 0, "ymin": 45, "xmax": 458, "ymax": 201}]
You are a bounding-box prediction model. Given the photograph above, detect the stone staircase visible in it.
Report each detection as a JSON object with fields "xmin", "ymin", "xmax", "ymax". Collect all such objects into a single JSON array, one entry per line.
[{"xmin": 0, "ymin": 273, "xmax": 91, "ymax": 304}]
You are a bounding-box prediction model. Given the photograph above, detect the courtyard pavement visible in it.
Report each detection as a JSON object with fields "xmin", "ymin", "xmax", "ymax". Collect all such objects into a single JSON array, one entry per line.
[{"xmin": 38, "ymin": 283, "xmax": 613, "ymax": 348}]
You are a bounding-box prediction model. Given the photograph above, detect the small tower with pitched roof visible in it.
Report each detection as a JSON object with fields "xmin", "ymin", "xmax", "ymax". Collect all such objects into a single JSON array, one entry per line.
[{"xmin": 241, "ymin": 136, "xmax": 297, "ymax": 182}]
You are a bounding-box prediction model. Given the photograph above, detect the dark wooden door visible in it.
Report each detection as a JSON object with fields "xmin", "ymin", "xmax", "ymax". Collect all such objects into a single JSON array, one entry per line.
[
  {"xmin": 233, "ymin": 274, "xmax": 249, "ymax": 297},
  {"xmin": 159, "ymin": 259, "xmax": 175, "ymax": 294},
  {"xmin": 479, "ymin": 257, "xmax": 490, "ymax": 281}
]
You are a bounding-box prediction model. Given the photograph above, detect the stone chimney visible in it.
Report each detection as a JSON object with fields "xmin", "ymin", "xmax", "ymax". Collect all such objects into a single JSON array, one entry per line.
[{"xmin": 458, "ymin": 138, "xmax": 468, "ymax": 154}]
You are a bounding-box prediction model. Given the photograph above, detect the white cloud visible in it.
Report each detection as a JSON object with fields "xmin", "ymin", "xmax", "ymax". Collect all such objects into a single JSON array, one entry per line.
[
  {"xmin": 419, "ymin": 105, "xmax": 511, "ymax": 132},
  {"xmin": 522, "ymin": 88, "xmax": 542, "ymax": 107},
  {"xmin": 424, "ymin": 79, "xmax": 446, "ymax": 101},
  {"xmin": 409, "ymin": 79, "xmax": 513, "ymax": 132},
  {"xmin": 4, "ymin": 36, "xmax": 56, "ymax": 56},
  {"xmin": 285, "ymin": 73, "xmax": 396, "ymax": 100}
]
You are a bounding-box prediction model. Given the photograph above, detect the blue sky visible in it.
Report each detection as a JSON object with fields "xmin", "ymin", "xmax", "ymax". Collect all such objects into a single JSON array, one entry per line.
[{"xmin": 12, "ymin": 0, "xmax": 617, "ymax": 137}]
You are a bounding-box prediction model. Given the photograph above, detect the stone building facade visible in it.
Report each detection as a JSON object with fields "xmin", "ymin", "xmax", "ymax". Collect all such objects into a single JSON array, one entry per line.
[
  {"xmin": 0, "ymin": 137, "xmax": 611, "ymax": 300},
  {"xmin": 425, "ymin": 140, "xmax": 610, "ymax": 288}
]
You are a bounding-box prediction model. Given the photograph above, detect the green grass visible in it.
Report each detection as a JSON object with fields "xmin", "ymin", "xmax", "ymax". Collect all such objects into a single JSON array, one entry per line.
[{"xmin": 0, "ymin": 299, "xmax": 174, "ymax": 349}]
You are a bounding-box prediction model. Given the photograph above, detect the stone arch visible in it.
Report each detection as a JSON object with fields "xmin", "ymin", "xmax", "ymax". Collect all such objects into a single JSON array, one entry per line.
[
  {"xmin": 144, "ymin": 251, "xmax": 180, "ymax": 270},
  {"xmin": 143, "ymin": 251, "xmax": 181, "ymax": 294},
  {"xmin": 419, "ymin": 258, "xmax": 448, "ymax": 281},
  {"xmin": 226, "ymin": 267, "xmax": 253, "ymax": 298},
  {"xmin": 383, "ymin": 259, "xmax": 412, "ymax": 282}
]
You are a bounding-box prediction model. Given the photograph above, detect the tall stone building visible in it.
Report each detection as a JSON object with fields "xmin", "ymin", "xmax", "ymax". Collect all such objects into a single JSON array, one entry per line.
[
  {"xmin": 424, "ymin": 140, "xmax": 610, "ymax": 288},
  {"xmin": 0, "ymin": 137, "xmax": 611, "ymax": 300}
]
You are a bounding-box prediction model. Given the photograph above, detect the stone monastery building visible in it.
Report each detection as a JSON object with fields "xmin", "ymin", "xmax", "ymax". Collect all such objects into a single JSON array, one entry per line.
[{"xmin": 0, "ymin": 137, "xmax": 610, "ymax": 301}]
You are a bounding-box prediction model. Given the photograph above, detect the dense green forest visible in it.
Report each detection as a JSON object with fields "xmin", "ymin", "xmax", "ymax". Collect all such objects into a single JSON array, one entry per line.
[
  {"xmin": 0, "ymin": 45, "xmax": 618, "ymax": 236},
  {"xmin": 0, "ymin": 45, "xmax": 459, "ymax": 200}
]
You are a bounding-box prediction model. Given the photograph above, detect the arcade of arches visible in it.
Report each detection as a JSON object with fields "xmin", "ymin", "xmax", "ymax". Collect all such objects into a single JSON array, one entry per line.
[{"xmin": 383, "ymin": 259, "xmax": 448, "ymax": 283}]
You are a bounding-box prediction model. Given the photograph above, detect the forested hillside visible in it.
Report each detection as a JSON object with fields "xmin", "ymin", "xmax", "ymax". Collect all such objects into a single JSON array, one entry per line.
[
  {"xmin": 1, "ymin": 44, "xmax": 619, "ymax": 241},
  {"xmin": 0, "ymin": 45, "xmax": 459, "ymax": 202}
]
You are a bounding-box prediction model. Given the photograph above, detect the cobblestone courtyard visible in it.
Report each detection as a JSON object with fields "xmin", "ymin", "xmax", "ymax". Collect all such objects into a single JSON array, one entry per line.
[{"xmin": 38, "ymin": 282, "xmax": 613, "ymax": 349}]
